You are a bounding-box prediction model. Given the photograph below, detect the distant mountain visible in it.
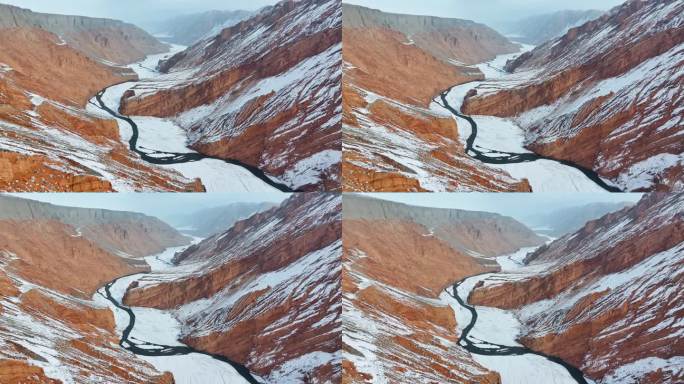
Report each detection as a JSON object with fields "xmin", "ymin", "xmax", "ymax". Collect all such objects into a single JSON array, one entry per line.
[
  {"xmin": 0, "ymin": 3, "xmax": 166, "ymax": 64},
  {"xmin": 503, "ymin": 9, "xmax": 603, "ymax": 45},
  {"xmin": 522, "ymin": 201, "xmax": 634, "ymax": 237},
  {"xmin": 151, "ymin": 10, "xmax": 253, "ymax": 46},
  {"xmin": 167, "ymin": 201, "xmax": 276, "ymax": 237}
]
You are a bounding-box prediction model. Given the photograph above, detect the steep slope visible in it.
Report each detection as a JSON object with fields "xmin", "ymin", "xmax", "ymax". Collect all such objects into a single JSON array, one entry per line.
[
  {"xmin": 119, "ymin": 0, "xmax": 342, "ymax": 191},
  {"xmin": 167, "ymin": 202, "xmax": 276, "ymax": 237},
  {"xmin": 0, "ymin": 3, "xmax": 167, "ymax": 65},
  {"xmin": 462, "ymin": 0, "xmax": 684, "ymax": 191},
  {"xmin": 342, "ymin": 195, "xmax": 546, "ymax": 383},
  {"xmin": 151, "ymin": 10, "xmax": 253, "ymax": 46},
  {"xmin": 122, "ymin": 193, "xmax": 342, "ymax": 383},
  {"xmin": 0, "ymin": 197, "xmax": 185, "ymax": 383},
  {"xmin": 342, "ymin": 5, "xmax": 533, "ymax": 192},
  {"xmin": 521, "ymin": 201, "xmax": 635, "ymax": 236},
  {"xmin": 469, "ymin": 193, "xmax": 684, "ymax": 383},
  {"xmin": 503, "ymin": 10, "xmax": 604, "ymax": 45},
  {"xmin": 0, "ymin": 195, "xmax": 189, "ymax": 258},
  {"xmin": 0, "ymin": 8, "xmax": 205, "ymax": 192}
]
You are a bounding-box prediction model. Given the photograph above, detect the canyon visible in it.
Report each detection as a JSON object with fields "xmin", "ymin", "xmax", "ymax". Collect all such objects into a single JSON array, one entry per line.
[
  {"xmin": 122, "ymin": 193, "xmax": 342, "ymax": 383},
  {"xmin": 342, "ymin": 194, "xmax": 548, "ymax": 383},
  {"xmin": 0, "ymin": 195, "xmax": 188, "ymax": 383},
  {"xmin": 343, "ymin": 193, "xmax": 682, "ymax": 383},
  {"xmin": 0, "ymin": 0, "xmax": 341, "ymax": 192},
  {"xmin": 461, "ymin": 0, "xmax": 684, "ymax": 191},
  {"xmin": 118, "ymin": 0, "xmax": 342, "ymax": 191},
  {"xmin": 342, "ymin": 4, "xmax": 536, "ymax": 192},
  {"xmin": 468, "ymin": 193, "xmax": 683, "ymax": 383},
  {"xmin": 0, "ymin": 193, "xmax": 343, "ymax": 384}
]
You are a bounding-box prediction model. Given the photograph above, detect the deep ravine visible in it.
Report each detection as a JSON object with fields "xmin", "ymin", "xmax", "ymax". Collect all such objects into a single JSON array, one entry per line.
[
  {"xmin": 445, "ymin": 279, "xmax": 589, "ymax": 384},
  {"xmin": 95, "ymin": 245, "xmax": 262, "ymax": 384},
  {"xmin": 435, "ymin": 89, "xmax": 621, "ymax": 193},
  {"xmin": 91, "ymin": 86, "xmax": 294, "ymax": 192}
]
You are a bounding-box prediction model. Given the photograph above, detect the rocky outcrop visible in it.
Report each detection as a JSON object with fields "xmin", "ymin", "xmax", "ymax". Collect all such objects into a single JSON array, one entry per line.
[
  {"xmin": 503, "ymin": 9, "xmax": 603, "ymax": 45},
  {"xmin": 342, "ymin": 5, "xmax": 535, "ymax": 192},
  {"xmin": 0, "ymin": 3, "xmax": 167, "ymax": 64},
  {"xmin": 469, "ymin": 193, "xmax": 684, "ymax": 383},
  {"xmin": 123, "ymin": 193, "xmax": 342, "ymax": 383},
  {"xmin": 151, "ymin": 10, "xmax": 252, "ymax": 45},
  {"xmin": 342, "ymin": 195, "xmax": 506, "ymax": 383},
  {"xmin": 0, "ymin": 195, "xmax": 189, "ymax": 258},
  {"xmin": 462, "ymin": 0, "xmax": 684, "ymax": 191},
  {"xmin": 120, "ymin": 0, "xmax": 342, "ymax": 191}
]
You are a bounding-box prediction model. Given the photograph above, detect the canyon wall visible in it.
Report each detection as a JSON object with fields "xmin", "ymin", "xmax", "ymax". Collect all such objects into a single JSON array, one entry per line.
[
  {"xmin": 0, "ymin": 3, "xmax": 167, "ymax": 64},
  {"xmin": 0, "ymin": 195, "xmax": 188, "ymax": 257},
  {"xmin": 342, "ymin": 4, "xmax": 533, "ymax": 192},
  {"xmin": 120, "ymin": 0, "xmax": 342, "ymax": 191},
  {"xmin": 123, "ymin": 193, "xmax": 342, "ymax": 383},
  {"xmin": 462, "ymin": 0, "xmax": 684, "ymax": 191},
  {"xmin": 0, "ymin": 197, "xmax": 180, "ymax": 383},
  {"xmin": 470, "ymin": 193, "xmax": 684, "ymax": 383}
]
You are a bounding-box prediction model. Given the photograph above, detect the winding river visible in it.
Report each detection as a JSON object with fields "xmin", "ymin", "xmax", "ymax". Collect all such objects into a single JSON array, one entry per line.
[
  {"xmin": 95, "ymin": 245, "xmax": 262, "ymax": 384},
  {"xmin": 90, "ymin": 86, "xmax": 294, "ymax": 192},
  {"xmin": 445, "ymin": 278, "xmax": 588, "ymax": 383},
  {"xmin": 436, "ymin": 89, "xmax": 621, "ymax": 192}
]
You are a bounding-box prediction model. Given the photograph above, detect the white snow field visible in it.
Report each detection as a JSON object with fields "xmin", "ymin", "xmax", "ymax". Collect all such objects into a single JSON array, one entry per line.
[
  {"xmin": 431, "ymin": 45, "xmax": 614, "ymax": 192},
  {"xmin": 93, "ymin": 243, "xmax": 254, "ymax": 384},
  {"xmin": 439, "ymin": 245, "xmax": 585, "ymax": 384},
  {"xmin": 86, "ymin": 44, "xmax": 278, "ymax": 192}
]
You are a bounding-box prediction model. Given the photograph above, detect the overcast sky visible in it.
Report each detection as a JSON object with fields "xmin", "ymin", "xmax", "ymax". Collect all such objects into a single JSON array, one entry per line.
[
  {"xmin": 9, "ymin": 193, "xmax": 288, "ymax": 222},
  {"xmin": 2, "ymin": 0, "xmax": 276, "ymax": 26},
  {"xmin": 367, "ymin": 193, "xmax": 643, "ymax": 223},
  {"xmin": 345, "ymin": 0, "xmax": 625, "ymax": 28}
]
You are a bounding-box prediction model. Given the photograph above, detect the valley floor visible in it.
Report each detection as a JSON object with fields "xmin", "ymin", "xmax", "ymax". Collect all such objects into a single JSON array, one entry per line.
[
  {"xmin": 431, "ymin": 45, "xmax": 617, "ymax": 192},
  {"xmin": 86, "ymin": 45, "xmax": 280, "ymax": 192},
  {"xmin": 93, "ymin": 242, "xmax": 255, "ymax": 384}
]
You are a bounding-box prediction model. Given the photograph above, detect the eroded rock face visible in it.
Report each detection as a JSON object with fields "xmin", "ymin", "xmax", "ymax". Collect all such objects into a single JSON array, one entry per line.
[
  {"xmin": 462, "ymin": 0, "xmax": 684, "ymax": 191},
  {"xmin": 342, "ymin": 5, "xmax": 533, "ymax": 192},
  {"xmin": 123, "ymin": 193, "xmax": 342, "ymax": 383},
  {"xmin": 342, "ymin": 196, "xmax": 513, "ymax": 383},
  {"xmin": 469, "ymin": 193, "xmax": 684, "ymax": 383},
  {"xmin": 120, "ymin": 0, "xmax": 342, "ymax": 191},
  {"xmin": 0, "ymin": 3, "xmax": 167, "ymax": 64}
]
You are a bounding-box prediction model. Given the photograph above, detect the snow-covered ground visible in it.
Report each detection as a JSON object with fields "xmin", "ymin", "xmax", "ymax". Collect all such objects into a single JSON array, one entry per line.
[
  {"xmin": 439, "ymin": 245, "xmax": 587, "ymax": 384},
  {"xmin": 86, "ymin": 44, "xmax": 278, "ymax": 192},
  {"xmin": 93, "ymin": 243, "xmax": 253, "ymax": 384},
  {"xmin": 431, "ymin": 44, "xmax": 614, "ymax": 192}
]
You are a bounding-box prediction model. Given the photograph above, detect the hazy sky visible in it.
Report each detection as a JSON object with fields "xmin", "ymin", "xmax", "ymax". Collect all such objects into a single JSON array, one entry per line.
[
  {"xmin": 9, "ymin": 193, "xmax": 288, "ymax": 222},
  {"xmin": 367, "ymin": 193, "xmax": 643, "ymax": 223},
  {"xmin": 345, "ymin": 0, "xmax": 625, "ymax": 28},
  {"xmin": 2, "ymin": 0, "xmax": 276, "ymax": 26}
]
